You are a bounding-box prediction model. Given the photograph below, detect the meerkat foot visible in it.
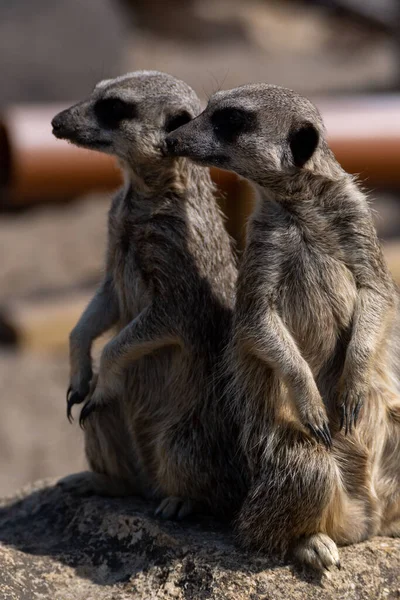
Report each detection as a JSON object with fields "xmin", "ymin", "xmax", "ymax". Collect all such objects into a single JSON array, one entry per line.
[
  {"xmin": 154, "ymin": 496, "xmax": 195, "ymax": 520},
  {"xmin": 306, "ymin": 422, "xmax": 332, "ymax": 449},
  {"xmin": 293, "ymin": 533, "xmax": 341, "ymax": 572},
  {"xmin": 79, "ymin": 399, "xmax": 99, "ymax": 428},
  {"xmin": 67, "ymin": 367, "xmax": 96, "ymax": 423},
  {"xmin": 57, "ymin": 471, "xmax": 132, "ymax": 497},
  {"xmin": 338, "ymin": 389, "xmax": 364, "ymax": 435},
  {"xmin": 300, "ymin": 403, "xmax": 332, "ymax": 448}
]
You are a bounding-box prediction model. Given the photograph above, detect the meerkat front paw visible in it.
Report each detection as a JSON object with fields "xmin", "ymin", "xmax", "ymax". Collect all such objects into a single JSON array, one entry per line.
[
  {"xmin": 338, "ymin": 383, "xmax": 364, "ymax": 435},
  {"xmin": 293, "ymin": 533, "xmax": 341, "ymax": 572},
  {"xmin": 66, "ymin": 365, "xmax": 93, "ymax": 422},
  {"xmin": 79, "ymin": 366, "xmax": 124, "ymax": 427},
  {"xmin": 78, "ymin": 376, "xmax": 107, "ymax": 428},
  {"xmin": 155, "ymin": 496, "xmax": 195, "ymax": 520},
  {"xmin": 299, "ymin": 401, "xmax": 332, "ymax": 449}
]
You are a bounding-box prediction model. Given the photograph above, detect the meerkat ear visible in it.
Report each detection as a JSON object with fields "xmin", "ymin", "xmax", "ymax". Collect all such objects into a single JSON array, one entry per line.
[{"xmin": 288, "ymin": 122, "xmax": 319, "ymax": 168}]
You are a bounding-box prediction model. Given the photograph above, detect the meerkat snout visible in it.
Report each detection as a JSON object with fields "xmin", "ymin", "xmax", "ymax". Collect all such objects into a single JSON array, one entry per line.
[
  {"xmin": 52, "ymin": 100, "xmax": 114, "ymax": 151},
  {"xmin": 51, "ymin": 107, "xmax": 80, "ymax": 140}
]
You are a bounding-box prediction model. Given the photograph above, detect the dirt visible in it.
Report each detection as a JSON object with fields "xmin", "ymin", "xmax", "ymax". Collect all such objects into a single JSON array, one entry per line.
[{"xmin": 0, "ymin": 194, "xmax": 111, "ymax": 495}]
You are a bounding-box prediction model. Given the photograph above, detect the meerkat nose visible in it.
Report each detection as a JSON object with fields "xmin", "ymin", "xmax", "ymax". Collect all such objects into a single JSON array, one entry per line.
[
  {"xmin": 51, "ymin": 114, "xmax": 66, "ymax": 138},
  {"xmin": 165, "ymin": 135, "xmax": 179, "ymax": 155},
  {"xmin": 51, "ymin": 115, "xmax": 62, "ymax": 131}
]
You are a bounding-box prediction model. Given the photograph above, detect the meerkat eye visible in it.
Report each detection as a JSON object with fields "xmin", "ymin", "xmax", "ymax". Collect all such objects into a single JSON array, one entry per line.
[
  {"xmin": 164, "ymin": 110, "xmax": 192, "ymax": 133},
  {"xmin": 94, "ymin": 98, "xmax": 137, "ymax": 129},
  {"xmin": 211, "ymin": 108, "xmax": 256, "ymax": 143}
]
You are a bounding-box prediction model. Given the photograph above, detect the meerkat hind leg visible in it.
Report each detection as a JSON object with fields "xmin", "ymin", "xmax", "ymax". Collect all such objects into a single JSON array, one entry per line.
[
  {"xmin": 292, "ymin": 533, "xmax": 341, "ymax": 572},
  {"xmin": 58, "ymin": 471, "xmax": 134, "ymax": 497},
  {"xmin": 155, "ymin": 496, "xmax": 195, "ymax": 520}
]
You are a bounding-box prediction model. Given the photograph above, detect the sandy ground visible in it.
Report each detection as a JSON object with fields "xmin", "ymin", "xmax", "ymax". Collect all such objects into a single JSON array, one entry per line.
[{"xmin": 0, "ymin": 195, "xmax": 111, "ymax": 495}]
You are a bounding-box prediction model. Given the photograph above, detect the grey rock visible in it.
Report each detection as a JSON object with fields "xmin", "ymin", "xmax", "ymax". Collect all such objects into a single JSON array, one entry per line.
[{"xmin": 0, "ymin": 480, "xmax": 399, "ymax": 599}]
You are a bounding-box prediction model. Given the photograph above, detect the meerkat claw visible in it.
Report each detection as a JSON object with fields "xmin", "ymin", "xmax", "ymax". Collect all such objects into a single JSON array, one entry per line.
[
  {"xmin": 345, "ymin": 405, "xmax": 351, "ymax": 436},
  {"xmin": 340, "ymin": 392, "xmax": 364, "ymax": 436},
  {"xmin": 320, "ymin": 428, "xmax": 331, "ymax": 450},
  {"xmin": 307, "ymin": 423, "xmax": 331, "ymax": 449},
  {"xmin": 67, "ymin": 401, "xmax": 73, "ymax": 423},
  {"xmin": 307, "ymin": 423, "xmax": 319, "ymax": 443},
  {"xmin": 323, "ymin": 424, "xmax": 332, "ymax": 448},
  {"xmin": 67, "ymin": 390, "xmax": 86, "ymax": 423},
  {"xmin": 353, "ymin": 400, "xmax": 362, "ymax": 428},
  {"xmin": 66, "ymin": 386, "xmax": 73, "ymax": 422},
  {"xmin": 344, "ymin": 412, "xmax": 349, "ymax": 436},
  {"xmin": 339, "ymin": 404, "xmax": 345, "ymax": 431},
  {"xmin": 79, "ymin": 400, "xmax": 97, "ymax": 428}
]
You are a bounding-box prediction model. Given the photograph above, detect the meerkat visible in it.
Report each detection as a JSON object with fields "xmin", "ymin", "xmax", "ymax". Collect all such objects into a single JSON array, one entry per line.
[
  {"xmin": 165, "ymin": 84, "xmax": 400, "ymax": 570},
  {"xmin": 52, "ymin": 71, "xmax": 247, "ymax": 519}
]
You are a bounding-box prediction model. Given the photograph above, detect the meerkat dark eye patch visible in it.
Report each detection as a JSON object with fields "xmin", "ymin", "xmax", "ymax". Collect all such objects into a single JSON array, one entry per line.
[
  {"xmin": 288, "ymin": 122, "xmax": 319, "ymax": 168},
  {"xmin": 211, "ymin": 108, "xmax": 257, "ymax": 143},
  {"xmin": 94, "ymin": 98, "xmax": 137, "ymax": 129},
  {"xmin": 164, "ymin": 110, "xmax": 192, "ymax": 133}
]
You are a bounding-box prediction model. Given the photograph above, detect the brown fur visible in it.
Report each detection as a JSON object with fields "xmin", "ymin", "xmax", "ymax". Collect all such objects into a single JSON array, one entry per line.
[
  {"xmin": 53, "ymin": 71, "xmax": 247, "ymax": 518},
  {"xmin": 165, "ymin": 83, "xmax": 400, "ymax": 569}
]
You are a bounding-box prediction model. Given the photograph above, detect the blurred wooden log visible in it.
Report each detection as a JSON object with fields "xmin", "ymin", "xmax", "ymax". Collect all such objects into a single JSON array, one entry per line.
[
  {"xmin": 0, "ymin": 105, "xmax": 122, "ymax": 205},
  {"xmin": 321, "ymin": 95, "xmax": 400, "ymax": 186}
]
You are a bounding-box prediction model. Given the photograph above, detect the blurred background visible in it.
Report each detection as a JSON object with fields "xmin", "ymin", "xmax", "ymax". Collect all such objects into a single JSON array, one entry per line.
[{"xmin": 0, "ymin": 0, "xmax": 399, "ymax": 496}]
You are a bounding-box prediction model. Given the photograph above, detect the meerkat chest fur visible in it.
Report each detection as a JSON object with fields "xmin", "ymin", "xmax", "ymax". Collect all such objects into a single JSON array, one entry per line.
[
  {"xmin": 107, "ymin": 187, "xmax": 151, "ymax": 324},
  {"xmin": 108, "ymin": 173, "xmax": 236, "ymax": 358},
  {"xmin": 240, "ymin": 183, "xmax": 361, "ymax": 374}
]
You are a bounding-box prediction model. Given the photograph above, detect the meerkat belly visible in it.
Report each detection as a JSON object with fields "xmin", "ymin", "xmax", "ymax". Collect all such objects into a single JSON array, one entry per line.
[{"xmin": 279, "ymin": 247, "xmax": 357, "ymax": 373}]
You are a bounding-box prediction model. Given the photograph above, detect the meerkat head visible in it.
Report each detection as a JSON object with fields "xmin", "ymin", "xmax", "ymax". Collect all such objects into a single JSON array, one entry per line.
[
  {"xmin": 165, "ymin": 83, "xmax": 329, "ymax": 186},
  {"xmin": 51, "ymin": 71, "xmax": 200, "ymax": 169}
]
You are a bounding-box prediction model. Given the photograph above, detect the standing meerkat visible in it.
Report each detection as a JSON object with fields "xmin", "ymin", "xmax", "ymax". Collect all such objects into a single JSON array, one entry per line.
[
  {"xmin": 165, "ymin": 84, "xmax": 400, "ymax": 570},
  {"xmin": 52, "ymin": 71, "xmax": 246, "ymax": 519}
]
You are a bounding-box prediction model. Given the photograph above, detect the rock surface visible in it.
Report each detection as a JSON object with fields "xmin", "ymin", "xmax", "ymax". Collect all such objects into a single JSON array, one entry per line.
[{"xmin": 0, "ymin": 480, "xmax": 399, "ymax": 599}]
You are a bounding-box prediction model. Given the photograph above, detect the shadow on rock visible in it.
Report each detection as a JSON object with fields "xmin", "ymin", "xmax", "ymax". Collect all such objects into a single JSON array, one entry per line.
[{"xmin": 0, "ymin": 480, "xmax": 398, "ymax": 599}]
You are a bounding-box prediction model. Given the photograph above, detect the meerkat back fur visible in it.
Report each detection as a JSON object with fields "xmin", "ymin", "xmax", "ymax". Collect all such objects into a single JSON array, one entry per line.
[
  {"xmin": 165, "ymin": 83, "xmax": 400, "ymax": 569},
  {"xmin": 52, "ymin": 71, "xmax": 247, "ymax": 518}
]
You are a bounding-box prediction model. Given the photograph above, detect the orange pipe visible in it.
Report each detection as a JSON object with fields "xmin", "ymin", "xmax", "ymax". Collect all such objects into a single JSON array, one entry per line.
[
  {"xmin": 0, "ymin": 96, "xmax": 399, "ymax": 207},
  {"xmin": 321, "ymin": 95, "xmax": 400, "ymax": 185}
]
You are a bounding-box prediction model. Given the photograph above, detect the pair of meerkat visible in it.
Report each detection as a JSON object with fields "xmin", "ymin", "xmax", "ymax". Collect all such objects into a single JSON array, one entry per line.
[
  {"xmin": 166, "ymin": 84, "xmax": 400, "ymax": 570},
  {"xmin": 52, "ymin": 71, "xmax": 247, "ymax": 520},
  {"xmin": 53, "ymin": 71, "xmax": 400, "ymax": 573}
]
